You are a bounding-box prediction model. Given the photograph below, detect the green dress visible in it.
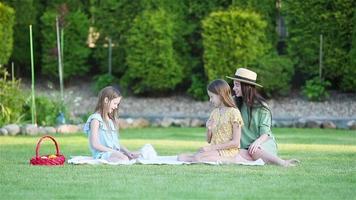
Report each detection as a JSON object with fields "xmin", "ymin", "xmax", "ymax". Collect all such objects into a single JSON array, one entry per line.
[{"xmin": 240, "ymin": 102, "xmax": 278, "ymax": 155}]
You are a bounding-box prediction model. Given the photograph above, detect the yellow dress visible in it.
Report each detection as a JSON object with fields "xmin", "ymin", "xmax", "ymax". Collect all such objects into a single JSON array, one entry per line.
[{"xmin": 209, "ymin": 107, "xmax": 244, "ymax": 157}]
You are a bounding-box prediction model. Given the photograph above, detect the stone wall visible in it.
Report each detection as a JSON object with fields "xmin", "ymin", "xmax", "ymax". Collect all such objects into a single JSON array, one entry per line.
[{"xmin": 0, "ymin": 117, "xmax": 355, "ymax": 136}]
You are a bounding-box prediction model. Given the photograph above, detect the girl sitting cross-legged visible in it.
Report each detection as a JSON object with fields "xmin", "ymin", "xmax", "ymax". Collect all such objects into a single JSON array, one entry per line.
[
  {"xmin": 178, "ymin": 79, "xmax": 244, "ymax": 163},
  {"xmin": 83, "ymin": 86, "xmax": 140, "ymax": 162}
]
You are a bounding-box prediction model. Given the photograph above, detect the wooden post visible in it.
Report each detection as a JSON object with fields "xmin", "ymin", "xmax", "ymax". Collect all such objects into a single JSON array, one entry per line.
[
  {"xmin": 11, "ymin": 62, "xmax": 14, "ymax": 82},
  {"xmin": 56, "ymin": 16, "xmax": 64, "ymax": 103},
  {"xmin": 319, "ymin": 34, "xmax": 323, "ymax": 80},
  {"xmin": 108, "ymin": 37, "xmax": 112, "ymax": 75}
]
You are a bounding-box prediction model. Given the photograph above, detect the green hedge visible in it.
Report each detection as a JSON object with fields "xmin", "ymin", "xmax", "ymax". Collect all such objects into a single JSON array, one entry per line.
[
  {"xmin": 342, "ymin": 8, "xmax": 356, "ymax": 91},
  {"xmin": 91, "ymin": 0, "xmax": 142, "ymax": 76},
  {"xmin": 284, "ymin": 0, "xmax": 355, "ymax": 91},
  {"xmin": 231, "ymin": 0, "xmax": 278, "ymax": 47},
  {"xmin": 2, "ymin": 0, "xmax": 40, "ymax": 75},
  {"xmin": 0, "ymin": 2, "xmax": 15, "ymax": 65},
  {"xmin": 123, "ymin": 9, "xmax": 183, "ymax": 94},
  {"xmin": 202, "ymin": 8, "xmax": 268, "ymax": 81},
  {"xmin": 41, "ymin": 7, "xmax": 90, "ymax": 80},
  {"xmin": 252, "ymin": 53, "xmax": 294, "ymax": 96}
]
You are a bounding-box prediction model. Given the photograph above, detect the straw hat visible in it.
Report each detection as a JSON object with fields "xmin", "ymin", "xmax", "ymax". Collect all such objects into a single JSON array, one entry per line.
[{"xmin": 226, "ymin": 68, "xmax": 263, "ymax": 87}]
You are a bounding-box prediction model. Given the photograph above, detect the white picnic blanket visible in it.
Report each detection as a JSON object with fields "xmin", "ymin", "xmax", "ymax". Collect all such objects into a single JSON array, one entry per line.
[{"xmin": 68, "ymin": 144, "xmax": 265, "ymax": 166}]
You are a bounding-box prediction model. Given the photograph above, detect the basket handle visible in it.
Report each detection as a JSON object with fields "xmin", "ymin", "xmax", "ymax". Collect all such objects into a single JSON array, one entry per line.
[{"xmin": 35, "ymin": 135, "xmax": 61, "ymax": 158}]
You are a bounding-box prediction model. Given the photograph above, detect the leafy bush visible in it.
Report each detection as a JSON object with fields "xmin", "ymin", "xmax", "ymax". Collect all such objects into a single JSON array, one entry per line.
[
  {"xmin": 0, "ymin": 66, "xmax": 26, "ymax": 127},
  {"xmin": 341, "ymin": 8, "xmax": 356, "ymax": 92},
  {"xmin": 41, "ymin": 5, "xmax": 90, "ymax": 80},
  {"xmin": 0, "ymin": 2, "xmax": 15, "ymax": 65},
  {"xmin": 187, "ymin": 74, "xmax": 208, "ymax": 101},
  {"xmin": 91, "ymin": 0, "xmax": 142, "ymax": 76},
  {"xmin": 253, "ymin": 53, "xmax": 294, "ymax": 96},
  {"xmin": 93, "ymin": 74, "xmax": 119, "ymax": 94},
  {"xmin": 202, "ymin": 8, "xmax": 269, "ymax": 81},
  {"xmin": 23, "ymin": 95, "xmax": 68, "ymax": 126},
  {"xmin": 123, "ymin": 9, "xmax": 183, "ymax": 94},
  {"xmin": 231, "ymin": 0, "xmax": 278, "ymax": 46},
  {"xmin": 284, "ymin": 0, "xmax": 354, "ymax": 88},
  {"xmin": 2, "ymin": 0, "xmax": 40, "ymax": 75},
  {"xmin": 302, "ymin": 77, "xmax": 331, "ymax": 101}
]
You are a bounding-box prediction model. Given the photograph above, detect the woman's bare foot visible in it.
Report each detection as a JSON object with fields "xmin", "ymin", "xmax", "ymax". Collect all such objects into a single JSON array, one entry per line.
[{"xmin": 283, "ymin": 159, "xmax": 300, "ymax": 167}]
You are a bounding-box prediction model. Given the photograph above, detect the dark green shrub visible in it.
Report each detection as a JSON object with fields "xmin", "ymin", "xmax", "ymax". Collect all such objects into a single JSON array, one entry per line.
[
  {"xmin": 253, "ymin": 53, "xmax": 294, "ymax": 96},
  {"xmin": 41, "ymin": 6, "xmax": 90, "ymax": 80},
  {"xmin": 91, "ymin": 0, "xmax": 142, "ymax": 76},
  {"xmin": 93, "ymin": 74, "xmax": 119, "ymax": 94},
  {"xmin": 202, "ymin": 8, "xmax": 269, "ymax": 81},
  {"xmin": 342, "ymin": 8, "xmax": 356, "ymax": 92},
  {"xmin": 0, "ymin": 2, "xmax": 15, "ymax": 65},
  {"xmin": 231, "ymin": 0, "xmax": 278, "ymax": 46},
  {"xmin": 2, "ymin": 0, "xmax": 41, "ymax": 75},
  {"xmin": 284, "ymin": 0, "xmax": 354, "ymax": 88},
  {"xmin": 0, "ymin": 66, "xmax": 26, "ymax": 127},
  {"xmin": 187, "ymin": 74, "xmax": 208, "ymax": 101},
  {"xmin": 302, "ymin": 77, "xmax": 331, "ymax": 101},
  {"xmin": 123, "ymin": 9, "xmax": 183, "ymax": 94},
  {"xmin": 23, "ymin": 95, "xmax": 68, "ymax": 126}
]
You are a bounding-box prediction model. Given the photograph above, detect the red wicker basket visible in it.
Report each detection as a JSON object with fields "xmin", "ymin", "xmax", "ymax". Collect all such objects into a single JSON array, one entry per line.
[{"xmin": 30, "ymin": 135, "xmax": 66, "ymax": 166}]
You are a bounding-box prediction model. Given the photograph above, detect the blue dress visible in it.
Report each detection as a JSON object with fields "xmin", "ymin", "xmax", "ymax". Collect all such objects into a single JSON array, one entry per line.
[{"xmin": 83, "ymin": 113, "xmax": 120, "ymax": 159}]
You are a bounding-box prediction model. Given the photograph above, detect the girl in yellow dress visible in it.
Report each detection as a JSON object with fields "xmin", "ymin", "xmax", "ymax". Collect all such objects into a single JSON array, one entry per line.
[{"xmin": 178, "ymin": 79, "xmax": 244, "ymax": 162}]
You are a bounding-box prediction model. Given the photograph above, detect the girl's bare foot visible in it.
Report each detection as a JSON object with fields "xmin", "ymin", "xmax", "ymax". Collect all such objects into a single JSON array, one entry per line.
[{"xmin": 283, "ymin": 159, "xmax": 300, "ymax": 167}]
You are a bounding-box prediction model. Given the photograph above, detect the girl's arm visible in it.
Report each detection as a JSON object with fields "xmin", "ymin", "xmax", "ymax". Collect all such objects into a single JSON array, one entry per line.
[
  {"xmin": 119, "ymin": 145, "xmax": 140, "ymax": 159},
  {"xmin": 90, "ymin": 119, "xmax": 116, "ymax": 152},
  {"xmin": 119, "ymin": 145, "xmax": 130, "ymax": 154},
  {"xmin": 200, "ymin": 122, "xmax": 241, "ymax": 152},
  {"xmin": 206, "ymin": 129, "xmax": 212, "ymax": 143},
  {"xmin": 206, "ymin": 119, "xmax": 214, "ymax": 143}
]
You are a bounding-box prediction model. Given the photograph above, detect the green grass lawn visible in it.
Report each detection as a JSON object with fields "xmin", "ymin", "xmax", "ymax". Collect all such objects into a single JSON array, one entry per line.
[{"xmin": 0, "ymin": 128, "xmax": 355, "ymax": 199}]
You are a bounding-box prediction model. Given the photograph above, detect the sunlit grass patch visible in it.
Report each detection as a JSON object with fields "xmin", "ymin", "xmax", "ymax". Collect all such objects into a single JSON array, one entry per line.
[{"xmin": 0, "ymin": 128, "xmax": 355, "ymax": 199}]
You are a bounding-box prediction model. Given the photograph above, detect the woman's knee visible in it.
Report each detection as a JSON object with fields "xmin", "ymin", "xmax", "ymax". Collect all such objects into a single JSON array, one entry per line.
[{"xmin": 250, "ymin": 148, "xmax": 263, "ymax": 160}]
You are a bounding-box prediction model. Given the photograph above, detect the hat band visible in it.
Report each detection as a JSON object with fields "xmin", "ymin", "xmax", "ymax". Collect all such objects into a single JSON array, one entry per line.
[{"xmin": 235, "ymin": 75, "xmax": 256, "ymax": 83}]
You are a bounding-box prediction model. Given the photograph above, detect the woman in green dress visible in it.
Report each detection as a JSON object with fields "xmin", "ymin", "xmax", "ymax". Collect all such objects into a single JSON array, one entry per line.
[{"xmin": 227, "ymin": 68, "xmax": 299, "ymax": 167}]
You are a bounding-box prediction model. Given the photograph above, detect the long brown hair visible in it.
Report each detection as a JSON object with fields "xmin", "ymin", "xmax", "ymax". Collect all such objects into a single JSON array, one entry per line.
[
  {"xmin": 95, "ymin": 86, "xmax": 122, "ymax": 130},
  {"xmin": 236, "ymin": 82, "xmax": 271, "ymax": 128},
  {"xmin": 207, "ymin": 79, "xmax": 236, "ymax": 108}
]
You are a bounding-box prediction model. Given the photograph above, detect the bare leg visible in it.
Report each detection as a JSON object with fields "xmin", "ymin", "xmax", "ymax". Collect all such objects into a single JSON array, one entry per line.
[
  {"xmin": 107, "ymin": 151, "xmax": 129, "ymax": 162},
  {"xmin": 219, "ymin": 150, "xmax": 261, "ymax": 164},
  {"xmin": 193, "ymin": 150, "xmax": 221, "ymax": 162},
  {"xmin": 238, "ymin": 149, "xmax": 254, "ymax": 161},
  {"xmin": 177, "ymin": 153, "xmax": 195, "ymax": 162},
  {"xmin": 251, "ymin": 147, "xmax": 299, "ymax": 167}
]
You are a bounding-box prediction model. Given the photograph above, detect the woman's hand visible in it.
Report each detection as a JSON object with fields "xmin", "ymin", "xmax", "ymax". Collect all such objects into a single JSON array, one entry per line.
[
  {"xmin": 248, "ymin": 134, "xmax": 270, "ymax": 155},
  {"xmin": 248, "ymin": 139, "xmax": 262, "ymax": 155}
]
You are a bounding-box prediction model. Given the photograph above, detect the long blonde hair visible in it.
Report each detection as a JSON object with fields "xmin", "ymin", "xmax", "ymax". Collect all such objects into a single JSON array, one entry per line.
[
  {"xmin": 95, "ymin": 86, "xmax": 122, "ymax": 130},
  {"xmin": 207, "ymin": 79, "xmax": 236, "ymax": 108}
]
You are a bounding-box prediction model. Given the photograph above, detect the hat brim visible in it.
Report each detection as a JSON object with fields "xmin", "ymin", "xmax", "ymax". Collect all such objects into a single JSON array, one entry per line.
[{"xmin": 226, "ymin": 76, "xmax": 263, "ymax": 87}]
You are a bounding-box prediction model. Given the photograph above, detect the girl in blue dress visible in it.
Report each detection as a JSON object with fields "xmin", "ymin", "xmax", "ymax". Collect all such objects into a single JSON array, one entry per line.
[{"xmin": 83, "ymin": 86, "xmax": 140, "ymax": 162}]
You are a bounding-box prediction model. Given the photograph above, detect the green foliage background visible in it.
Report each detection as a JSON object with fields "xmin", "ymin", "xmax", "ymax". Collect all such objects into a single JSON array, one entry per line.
[
  {"xmin": 284, "ymin": 0, "xmax": 355, "ymax": 91},
  {"xmin": 202, "ymin": 8, "xmax": 268, "ymax": 81},
  {"xmin": 41, "ymin": 7, "xmax": 90, "ymax": 80},
  {"xmin": 124, "ymin": 8, "xmax": 183, "ymax": 94},
  {"xmin": 1, "ymin": 0, "xmax": 355, "ymax": 100},
  {"xmin": 0, "ymin": 2, "xmax": 15, "ymax": 65}
]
